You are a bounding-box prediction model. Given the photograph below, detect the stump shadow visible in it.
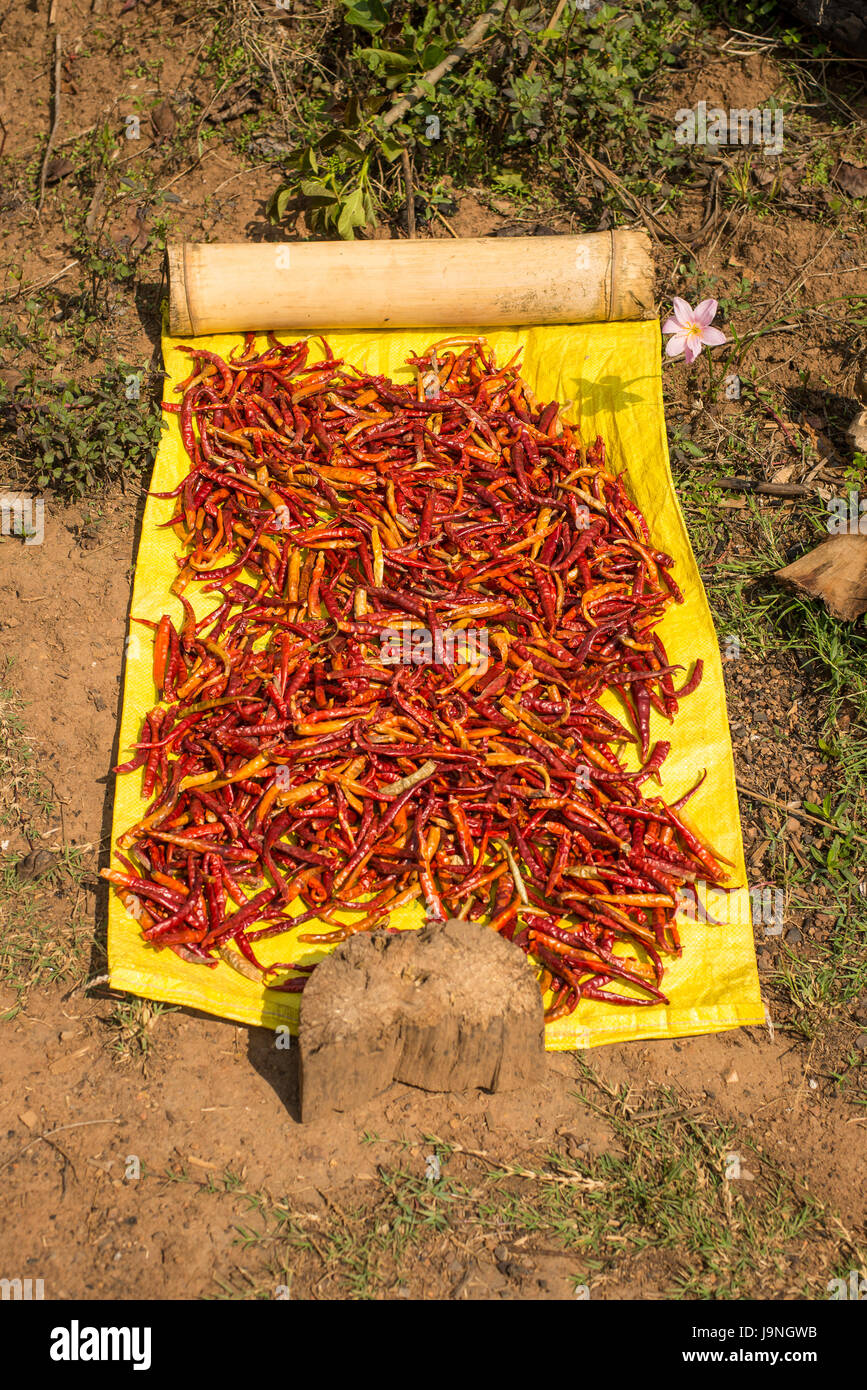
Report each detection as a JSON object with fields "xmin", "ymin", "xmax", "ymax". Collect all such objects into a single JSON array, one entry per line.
[{"xmin": 247, "ymin": 1025, "xmax": 302, "ymax": 1124}]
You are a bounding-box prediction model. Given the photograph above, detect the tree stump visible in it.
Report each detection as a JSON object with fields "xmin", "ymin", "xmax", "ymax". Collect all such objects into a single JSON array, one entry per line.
[{"xmin": 299, "ymin": 918, "xmax": 546, "ymax": 1122}]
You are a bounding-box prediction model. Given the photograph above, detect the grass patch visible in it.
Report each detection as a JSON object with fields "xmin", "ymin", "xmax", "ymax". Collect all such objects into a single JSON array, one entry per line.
[
  {"xmin": 0, "ymin": 848, "xmax": 94, "ymax": 1000},
  {"xmin": 101, "ymin": 997, "xmax": 175, "ymax": 1066},
  {"xmin": 767, "ymin": 809, "xmax": 867, "ymax": 1084},
  {"xmin": 672, "ymin": 398, "xmax": 867, "ymax": 1069},
  {"xmin": 0, "ymin": 680, "xmax": 53, "ymax": 838},
  {"xmin": 174, "ymin": 1068, "xmax": 852, "ymax": 1300},
  {"xmin": 0, "ymin": 677, "xmax": 93, "ymax": 1000}
]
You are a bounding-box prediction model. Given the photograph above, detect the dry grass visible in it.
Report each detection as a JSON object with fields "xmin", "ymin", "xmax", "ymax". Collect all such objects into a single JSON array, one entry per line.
[{"xmin": 230, "ymin": 0, "xmax": 339, "ymax": 137}]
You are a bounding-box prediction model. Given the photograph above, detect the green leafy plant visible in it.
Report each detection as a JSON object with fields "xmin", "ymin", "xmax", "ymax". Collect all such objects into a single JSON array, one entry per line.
[
  {"xmin": 268, "ymin": 124, "xmax": 385, "ymax": 239},
  {"xmin": 264, "ymin": 0, "xmax": 702, "ymax": 239},
  {"xmin": 0, "ymin": 363, "xmax": 163, "ymax": 498},
  {"xmin": 341, "ymin": 0, "xmax": 390, "ymax": 36}
]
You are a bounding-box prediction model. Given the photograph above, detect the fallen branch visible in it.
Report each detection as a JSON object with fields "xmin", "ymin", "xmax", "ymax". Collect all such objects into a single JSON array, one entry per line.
[
  {"xmin": 430, "ymin": 204, "xmax": 459, "ymax": 238},
  {"xmin": 382, "ymin": 0, "xmax": 509, "ymax": 130},
  {"xmin": 715, "ymin": 477, "xmax": 811, "ymax": 499},
  {"xmin": 401, "ymin": 147, "xmax": 416, "ymax": 238}
]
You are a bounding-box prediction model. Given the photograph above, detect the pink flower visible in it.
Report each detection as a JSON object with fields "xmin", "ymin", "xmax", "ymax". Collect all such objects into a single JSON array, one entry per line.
[{"xmin": 663, "ymin": 297, "xmax": 726, "ymax": 365}]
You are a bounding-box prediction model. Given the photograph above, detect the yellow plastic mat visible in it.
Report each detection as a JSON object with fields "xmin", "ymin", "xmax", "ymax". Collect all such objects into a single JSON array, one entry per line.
[{"xmin": 108, "ymin": 319, "xmax": 764, "ymax": 1049}]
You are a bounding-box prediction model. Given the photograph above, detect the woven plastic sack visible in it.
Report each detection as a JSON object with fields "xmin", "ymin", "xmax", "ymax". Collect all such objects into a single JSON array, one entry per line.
[{"xmin": 107, "ymin": 319, "xmax": 764, "ymax": 1048}]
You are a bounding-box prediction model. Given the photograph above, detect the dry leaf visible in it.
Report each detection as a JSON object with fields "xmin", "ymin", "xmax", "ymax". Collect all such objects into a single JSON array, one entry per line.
[
  {"xmin": 15, "ymin": 847, "xmax": 55, "ymax": 881},
  {"xmin": 836, "ymin": 162, "xmax": 867, "ymax": 199},
  {"xmin": 800, "ymin": 419, "xmax": 837, "ymax": 462},
  {"xmin": 0, "ymin": 367, "xmax": 24, "ymax": 393},
  {"xmin": 150, "ymin": 101, "xmax": 175, "ymax": 140},
  {"xmin": 129, "ymin": 206, "xmax": 150, "ymax": 254},
  {"xmin": 752, "ymin": 160, "xmax": 804, "ymax": 198},
  {"xmin": 45, "ymin": 156, "xmax": 74, "ymax": 184},
  {"xmin": 770, "ymin": 463, "xmax": 797, "ymax": 485},
  {"xmin": 114, "ymin": 206, "xmax": 150, "ymax": 256}
]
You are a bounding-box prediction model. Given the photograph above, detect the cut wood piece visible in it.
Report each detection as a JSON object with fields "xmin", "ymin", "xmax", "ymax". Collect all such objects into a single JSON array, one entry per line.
[
  {"xmin": 299, "ymin": 919, "xmax": 545, "ymax": 1123},
  {"xmin": 846, "ymin": 408, "xmax": 867, "ymax": 453},
  {"xmin": 774, "ymin": 534, "xmax": 867, "ymax": 621},
  {"xmin": 166, "ymin": 231, "xmax": 654, "ymax": 335}
]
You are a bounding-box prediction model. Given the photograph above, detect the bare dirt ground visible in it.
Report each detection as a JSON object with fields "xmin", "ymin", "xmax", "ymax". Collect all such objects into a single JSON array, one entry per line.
[{"xmin": 0, "ymin": 0, "xmax": 865, "ymax": 1299}]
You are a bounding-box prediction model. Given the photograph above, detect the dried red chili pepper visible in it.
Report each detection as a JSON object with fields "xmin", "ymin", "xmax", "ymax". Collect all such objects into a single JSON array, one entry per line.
[{"xmin": 106, "ymin": 336, "xmax": 727, "ymax": 1012}]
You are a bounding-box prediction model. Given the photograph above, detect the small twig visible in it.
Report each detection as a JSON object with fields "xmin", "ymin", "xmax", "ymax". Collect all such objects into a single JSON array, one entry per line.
[
  {"xmin": 41, "ymin": 1135, "xmax": 77, "ymax": 1193},
  {"xmin": 737, "ymin": 784, "xmax": 867, "ymax": 848},
  {"xmin": 210, "ymin": 162, "xmax": 270, "ymax": 198},
  {"xmin": 734, "ymin": 322, "xmax": 799, "ymax": 350},
  {"xmin": 53, "ymin": 120, "xmax": 118, "ymax": 149},
  {"xmin": 527, "ymin": 0, "xmax": 569, "ymax": 78},
  {"xmin": 427, "ymin": 1135, "xmax": 604, "ymax": 1189},
  {"xmin": 430, "ymin": 204, "xmax": 459, "ymax": 239},
  {"xmin": 0, "ymin": 259, "xmax": 79, "ymax": 302},
  {"xmin": 37, "ymin": 31, "xmax": 63, "ymax": 216},
  {"xmin": 0, "ymin": 1118, "xmax": 121, "ymax": 1175},
  {"xmin": 400, "ymin": 147, "xmax": 416, "ymax": 239}
]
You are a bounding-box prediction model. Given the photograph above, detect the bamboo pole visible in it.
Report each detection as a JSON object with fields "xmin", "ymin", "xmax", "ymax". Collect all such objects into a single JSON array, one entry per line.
[{"xmin": 167, "ymin": 231, "xmax": 654, "ymax": 336}]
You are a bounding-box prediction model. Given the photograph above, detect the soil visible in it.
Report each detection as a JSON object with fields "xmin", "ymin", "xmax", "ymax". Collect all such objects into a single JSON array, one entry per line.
[
  {"xmin": 0, "ymin": 1, "xmax": 865, "ymax": 1300},
  {"xmin": 1, "ymin": 978, "xmax": 863, "ymax": 1300}
]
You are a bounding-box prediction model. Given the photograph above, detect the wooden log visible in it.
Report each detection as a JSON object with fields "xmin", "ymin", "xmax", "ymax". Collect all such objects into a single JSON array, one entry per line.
[
  {"xmin": 299, "ymin": 918, "xmax": 546, "ymax": 1123},
  {"xmin": 775, "ymin": 534, "xmax": 867, "ymax": 621},
  {"xmin": 167, "ymin": 231, "xmax": 654, "ymax": 336}
]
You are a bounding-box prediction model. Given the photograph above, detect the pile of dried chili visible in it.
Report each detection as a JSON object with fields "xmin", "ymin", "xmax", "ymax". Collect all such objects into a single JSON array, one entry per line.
[{"xmin": 105, "ymin": 334, "xmax": 726, "ymax": 1020}]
